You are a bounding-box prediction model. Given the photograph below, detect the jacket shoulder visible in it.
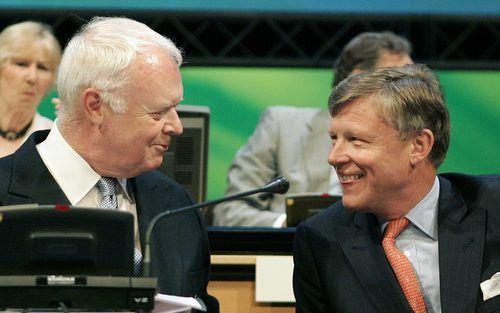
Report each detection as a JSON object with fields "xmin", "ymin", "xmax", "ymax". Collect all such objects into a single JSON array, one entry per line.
[
  {"xmin": 264, "ymin": 106, "xmax": 325, "ymax": 120},
  {"xmin": 440, "ymin": 173, "xmax": 500, "ymax": 195},
  {"xmin": 440, "ymin": 173, "xmax": 500, "ymax": 209},
  {"xmin": 135, "ymin": 170, "xmax": 195, "ymax": 203},
  {"xmin": 0, "ymin": 155, "xmax": 14, "ymax": 201}
]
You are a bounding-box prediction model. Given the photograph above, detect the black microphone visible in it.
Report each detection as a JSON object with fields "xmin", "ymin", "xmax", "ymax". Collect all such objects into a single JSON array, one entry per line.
[{"xmin": 142, "ymin": 176, "xmax": 290, "ymax": 277}]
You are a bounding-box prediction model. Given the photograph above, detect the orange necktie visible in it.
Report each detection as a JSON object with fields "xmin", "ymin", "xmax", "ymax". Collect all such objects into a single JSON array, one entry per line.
[{"xmin": 382, "ymin": 218, "xmax": 427, "ymax": 313}]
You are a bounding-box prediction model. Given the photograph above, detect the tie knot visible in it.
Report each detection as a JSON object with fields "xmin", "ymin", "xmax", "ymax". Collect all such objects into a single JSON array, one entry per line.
[
  {"xmin": 97, "ymin": 177, "xmax": 118, "ymax": 197},
  {"xmin": 384, "ymin": 217, "xmax": 410, "ymax": 239}
]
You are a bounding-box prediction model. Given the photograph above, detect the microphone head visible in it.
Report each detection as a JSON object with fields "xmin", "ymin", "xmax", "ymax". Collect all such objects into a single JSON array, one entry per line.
[{"xmin": 261, "ymin": 176, "xmax": 290, "ymax": 194}]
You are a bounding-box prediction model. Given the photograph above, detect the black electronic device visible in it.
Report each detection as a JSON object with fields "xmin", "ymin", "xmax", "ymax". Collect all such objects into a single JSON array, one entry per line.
[
  {"xmin": 286, "ymin": 193, "xmax": 341, "ymax": 226},
  {"xmin": 0, "ymin": 205, "xmax": 156, "ymax": 311},
  {"xmin": 0, "ymin": 275, "xmax": 156, "ymax": 311},
  {"xmin": 0, "ymin": 205, "xmax": 133, "ymax": 276},
  {"xmin": 158, "ymin": 104, "xmax": 210, "ymax": 203}
]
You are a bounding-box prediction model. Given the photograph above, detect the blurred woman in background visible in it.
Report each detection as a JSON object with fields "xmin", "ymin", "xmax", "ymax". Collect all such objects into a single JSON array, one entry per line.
[{"xmin": 0, "ymin": 21, "xmax": 61, "ymax": 157}]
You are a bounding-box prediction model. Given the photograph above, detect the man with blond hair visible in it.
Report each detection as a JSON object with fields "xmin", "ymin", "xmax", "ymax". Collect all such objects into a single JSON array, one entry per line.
[{"xmin": 293, "ymin": 64, "xmax": 500, "ymax": 313}]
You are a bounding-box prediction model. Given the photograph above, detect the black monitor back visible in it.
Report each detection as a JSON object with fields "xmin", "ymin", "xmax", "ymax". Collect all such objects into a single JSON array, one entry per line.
[
  {"xmin": 286, "ymin": 194, "xmax": 341, "ymax": 227},
  {"xmin": 0, "ymin": 205, "xmax": 134, "ymax": 276},
  {"xmin": 158, "ymin": 105, "xmax": 210, "ymax": 203}
]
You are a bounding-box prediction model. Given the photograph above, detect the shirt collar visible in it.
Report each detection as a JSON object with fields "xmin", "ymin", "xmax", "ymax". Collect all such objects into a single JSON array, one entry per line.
[
  {"xmin": 36, "ymin": 121, "xmax": 133, "ymax": 205},
  {"xmin": 379, "ymin": 177, "xmax": 440, "ymax": 240}
]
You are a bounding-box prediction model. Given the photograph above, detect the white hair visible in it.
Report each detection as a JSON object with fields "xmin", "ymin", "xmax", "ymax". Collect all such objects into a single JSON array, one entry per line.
[{"xmin": 57, "ymin": 17, "xmax": 182, "ymax": 118}]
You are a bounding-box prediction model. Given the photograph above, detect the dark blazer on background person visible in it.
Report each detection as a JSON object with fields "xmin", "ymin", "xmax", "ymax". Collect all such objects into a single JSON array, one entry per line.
[
  {"xmin": 0, "ymin": 130, "xmax": 217, "ymax": 311},
  {"xmin": 293, "ymin": 174, "xmax": 500, "ymax": 313}
]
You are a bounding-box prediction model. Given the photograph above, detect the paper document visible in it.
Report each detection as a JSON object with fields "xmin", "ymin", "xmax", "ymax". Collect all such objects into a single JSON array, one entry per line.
[{"xmin": 154, "ymin": 293, "xmax": 206, "ymax": 313}]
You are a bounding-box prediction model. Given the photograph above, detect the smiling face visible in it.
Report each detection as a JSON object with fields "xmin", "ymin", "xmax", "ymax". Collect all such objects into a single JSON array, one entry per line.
[
  {"xmin": 0, "ymin": 44, "xmax": 55, "ymax": 115},
  {"xmin": 96, "ymin": 51, "xmax": 183, "ymax": 177},
  {"xmin": 328, "ymin": 96, "xmax": 416, "ymax": 217}
]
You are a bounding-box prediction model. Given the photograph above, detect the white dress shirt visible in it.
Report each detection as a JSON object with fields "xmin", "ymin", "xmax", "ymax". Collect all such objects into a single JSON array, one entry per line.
[
  {"xmin": 380, "ymin": 177, "xmax": 442, "ymax": 313},
  {"xmin": 36, "ymin": 121, "xmax": 141, "ymax": 250}
]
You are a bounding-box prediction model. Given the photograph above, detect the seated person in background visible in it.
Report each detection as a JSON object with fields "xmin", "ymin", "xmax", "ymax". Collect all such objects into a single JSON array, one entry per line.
[
  {"xmin": 0, "ymin": 21, "xmax": 61, "ymax": 157},
  {"xmin": 213, "ymin": 31, "xmax": 413, "ymax": 227},
  {"xmin": 0, "ymin": 17, "xmax": 218, "ymax": 312},
  {"xmin": 293, "ymin": 64, "xmax": 500, "ymax": 313}
]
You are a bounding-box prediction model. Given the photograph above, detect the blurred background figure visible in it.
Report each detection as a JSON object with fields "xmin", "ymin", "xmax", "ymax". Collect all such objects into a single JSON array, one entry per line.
[
  {"xmin": 0, "ymin": 21, "xmax": 61, "ymax": 157},
  {"xmin": 213, "ymin": 31, "xmax": 413, "ymax": 227}
]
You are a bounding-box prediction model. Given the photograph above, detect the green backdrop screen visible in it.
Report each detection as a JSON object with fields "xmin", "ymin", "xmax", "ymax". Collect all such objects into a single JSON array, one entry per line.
[{"xmin": 38, "ymin": 67, "xmax": 500, "ymax": 199}]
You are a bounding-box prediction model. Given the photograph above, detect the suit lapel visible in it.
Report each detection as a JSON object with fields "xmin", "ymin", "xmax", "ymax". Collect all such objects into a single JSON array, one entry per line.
[
  {"xmin": 7, "ymin": 131, "xmax": 69, "ymax": 205},
  {"xmin": 131, "ymin": 175, "xmax": 161, "ymax": 251},
  {"xmin": 301, "ymin": 109, "xmax": 331, "ymax": 191},
  {"xmin": 438, "ymin": 177, "xmax": 485, "ymax": 313},
  {"xmin": 131, "ymin": 174, "xmax": 184, "ymax": 293},
  {"xmin": 337, "ymin": 213, "xmax": 413, "ymax": 313}
]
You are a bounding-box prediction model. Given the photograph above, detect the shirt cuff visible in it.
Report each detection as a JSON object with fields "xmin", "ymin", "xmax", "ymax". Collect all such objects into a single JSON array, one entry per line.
[{"xmin": 272, "ymin": 213, "xmax": 287, "ymax": 228}]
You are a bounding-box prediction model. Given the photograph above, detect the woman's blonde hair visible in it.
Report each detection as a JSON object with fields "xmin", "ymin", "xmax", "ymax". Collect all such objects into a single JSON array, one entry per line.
[{"xmin": 0, "ymin": 21, "xmax": 62, "ymax": 72}]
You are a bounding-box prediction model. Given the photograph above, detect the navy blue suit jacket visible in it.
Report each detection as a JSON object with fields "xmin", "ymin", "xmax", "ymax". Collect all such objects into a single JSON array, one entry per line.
[
  {"xmin": 293, "ymin": 174, "xmax": 500, "ymax": 313},
  {"xmin": 0, "ymin": 130, "xmax": 218, "ymax": 312}
]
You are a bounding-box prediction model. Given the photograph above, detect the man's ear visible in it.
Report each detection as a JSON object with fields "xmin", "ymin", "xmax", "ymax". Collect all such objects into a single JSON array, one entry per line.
[
  {"xmin": 410, "ymin": 129, "xmax": 434, "ymax": 166},
  {"xmin": 82, "ymin": 88, "xmax": 104, "ymax": 125}
]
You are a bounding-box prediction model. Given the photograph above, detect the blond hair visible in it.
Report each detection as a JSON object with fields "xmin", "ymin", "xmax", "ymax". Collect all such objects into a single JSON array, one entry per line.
[
  {"xmin": 0, "ymin": 21, "xmax": 61, "ymax": 72},
  {"xmin": 329, "ymin": 64, "xmax": 450, "ymax": 167}
]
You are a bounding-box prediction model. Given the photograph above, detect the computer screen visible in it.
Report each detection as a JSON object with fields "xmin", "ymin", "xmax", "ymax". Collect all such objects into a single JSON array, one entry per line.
[
  {"xmin": 285, "ymin": 193, "xmax": 341, "ymax": 227},
  {"xmin": 157, "ymin": 105, "xmax": 210, "ymax": 203},
  {"xmin": 0, "ymin": 205, "xmax": 134, "ymax": 276}
]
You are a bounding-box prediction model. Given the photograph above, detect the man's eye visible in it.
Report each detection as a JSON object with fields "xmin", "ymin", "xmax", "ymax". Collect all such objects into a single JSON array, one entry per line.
[
  {"xmin": 150, "ymin": 112, "xmax": 164, "ymax": 120},
  {"xmin": 350, "ymin": 137, "xmax": 365, "ymax": 145},
  {"xmin": 15, "ymin": 61, "xmax": 29, "ymax": 67}
]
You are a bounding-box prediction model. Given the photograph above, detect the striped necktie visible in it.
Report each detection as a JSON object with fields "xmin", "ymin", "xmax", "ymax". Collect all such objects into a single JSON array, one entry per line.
[{"xmin": 96, "ymin": 177, "xmax": 142, "ymax": 276}]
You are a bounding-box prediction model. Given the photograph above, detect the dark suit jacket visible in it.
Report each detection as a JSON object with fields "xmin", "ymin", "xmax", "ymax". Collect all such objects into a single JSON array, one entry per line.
[
  {"xmin": 0, "ymin": 130, "xmax": 219, "ymax": 312},
  {"xmin": 293, "ymin": 174, "xmax": 500, "ymax": 313}
]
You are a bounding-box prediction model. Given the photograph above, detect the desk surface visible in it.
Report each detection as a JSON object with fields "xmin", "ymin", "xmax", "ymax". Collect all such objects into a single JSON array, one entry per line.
[
  {"xmin": 211, "ymin": 254, "xmax": 259, "ymax": 265},
  {"xmin": 209, "ymin": 254, "xmax": 296, "ymax": 313}
]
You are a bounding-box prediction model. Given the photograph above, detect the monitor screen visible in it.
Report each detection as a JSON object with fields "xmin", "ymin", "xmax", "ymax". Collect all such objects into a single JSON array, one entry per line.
[
  {"xmin": 286, "ymin": 194, "xmax": 341, "ymax": 227},
  {"xmin": 158, "ymin": 105, "xmax": 210, "ymax": 203},
  {"xmin": 0, "ymin": 205, "xmax": 134, "ymax": 276}
]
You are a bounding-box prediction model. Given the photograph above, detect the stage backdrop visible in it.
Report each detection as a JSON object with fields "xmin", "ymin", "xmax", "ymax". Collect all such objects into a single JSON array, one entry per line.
[{"xmin": 38, "ymin": 67, "xmax": 500, "ymax": 199}]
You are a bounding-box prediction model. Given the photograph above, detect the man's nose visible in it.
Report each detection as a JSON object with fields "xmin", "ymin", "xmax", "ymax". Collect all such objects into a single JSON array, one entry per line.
[
  {"xmin": 163, "ymin": 110, "xmax": 183, "ymax": 135},
  {"xmin": 328, "ymin": 140, "xmax": 349, "ymax": 170}
]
